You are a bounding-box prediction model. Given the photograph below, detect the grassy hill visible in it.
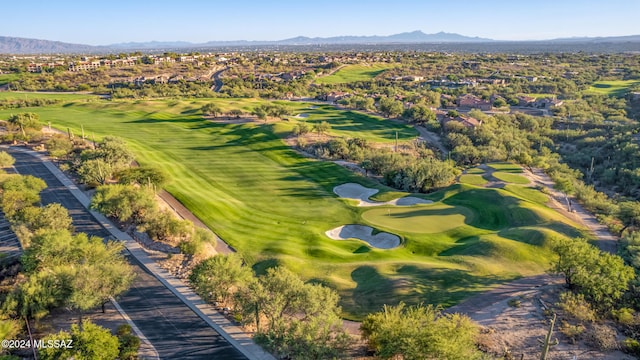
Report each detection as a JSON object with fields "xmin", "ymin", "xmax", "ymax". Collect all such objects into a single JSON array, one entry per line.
[{"xmin": 0, "ymin": 96, "xmax": 589, "ymax": 319}]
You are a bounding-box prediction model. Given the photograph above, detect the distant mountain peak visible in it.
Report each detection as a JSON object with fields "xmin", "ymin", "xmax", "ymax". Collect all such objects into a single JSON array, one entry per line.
[{"xmin": 2, "ymin": 32, "xmax": 640, "ymax": 54}]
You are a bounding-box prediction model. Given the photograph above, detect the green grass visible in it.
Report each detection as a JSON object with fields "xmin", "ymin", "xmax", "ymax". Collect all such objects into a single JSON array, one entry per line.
[
  {"xmin": 465, "ymin": 167, "xmax": 485, "ymax": 174},
  {"xmin": 459, "ymin": 174, "xmax": 488, "ymax": 186},
  {"xmin": 362, "ymin": 205, "xmax": 474, "ymax": 233},
  {"xmin": 492, "ymin": 172, "xmax": 530, "ymax": 184},
  {"xmin": 502, "ymin": 185, "xmax": 549, "ymax": 204},
  {"xmin": 0, "ymin": 98, "xmax": 588, "ymax": 319},
  {"xmin": 274, "ymin": 104, "xmax": 417, "ymax": 143},
  {"xmin": 0, "ymin": 74, "xmax": 21, "ymax": 86},
  {"xmin": 0, "ymin": 91, "xmax": 97, "ymax": 101},
  {"xmin": 487, "ymin": 162, "xmax": 523, "ymax": 173},
  {"xmin": 315, "ymin": 64, "xmax": 392, "ymax": 84},
  {"xmin": 585, "ymin": 80, "xmax": 640, "ymax": 97}
]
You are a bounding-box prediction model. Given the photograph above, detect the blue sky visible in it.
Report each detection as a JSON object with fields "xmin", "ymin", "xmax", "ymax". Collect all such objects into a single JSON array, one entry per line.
[{"xmin": 5, "ymin": 0, "xmax": 639, "ymax": 44}]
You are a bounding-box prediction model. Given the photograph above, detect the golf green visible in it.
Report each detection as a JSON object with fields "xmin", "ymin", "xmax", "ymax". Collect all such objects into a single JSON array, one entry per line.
[{"xmin": 362, "ymin": 204, "xmax": 474, "ymax": 233}]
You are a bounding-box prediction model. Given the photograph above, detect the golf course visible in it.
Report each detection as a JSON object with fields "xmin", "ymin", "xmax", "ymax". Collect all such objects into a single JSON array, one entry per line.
[
  {"xmin": 0, "ymin": 94, "xmax": 590, "ymax": 319},
  {"xmin": 315, "ymin": 63, "xmax": 393, "ymax": 84}
]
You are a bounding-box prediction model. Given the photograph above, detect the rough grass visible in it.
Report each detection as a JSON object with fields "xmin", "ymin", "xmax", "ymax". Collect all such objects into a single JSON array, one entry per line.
[
  {"xmin": 0, "ymin": 99, "xmax": 588, "ymax": 319},
  {"xmin": 459, "ymin": 174, "xmax": 488, "ymax": 186},
  {"xmin": 315, "ymin": 64, "xmax": 392, "ymax": 84},
  {"xmin": 585, "ymin": 80, "xmax": 640, "ymax": 97}
]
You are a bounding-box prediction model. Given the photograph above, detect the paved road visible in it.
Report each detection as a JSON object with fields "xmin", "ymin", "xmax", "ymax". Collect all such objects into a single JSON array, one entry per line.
[
  {"xmin": 211, "ymin": 68, "xmax": 227, "ymax": 92},
  {"xmin": 9, "ymin": 150, "xmax": 246, "ymax": 360}
]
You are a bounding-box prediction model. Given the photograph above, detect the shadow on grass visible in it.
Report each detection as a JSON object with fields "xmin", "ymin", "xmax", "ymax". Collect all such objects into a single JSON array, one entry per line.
[
  {"xmin": 350, "ymin": 266, "xmax": 396, "ymax": 313},
  {"xmin": 353, "ymin": 245, "xmax": 371, "ymax": 254},
  {"xmin": 444, "ymin": 188, "xmax": 542, "ymax": 231},
  {"xmin": 395, "ymin": 264, "xmax": 509, "ymax": 308},
  {"xmin": 345, "ymin": 264, "xmax": 512, "ymax": 317},
  {"xmin": 252, "ymin": 258, "xmax": 281, "ymax": 276}
]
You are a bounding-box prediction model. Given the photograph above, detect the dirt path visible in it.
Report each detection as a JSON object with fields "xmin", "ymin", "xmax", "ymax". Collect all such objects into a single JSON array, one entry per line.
[
  {"xmin": 522, "ymin": 168, "xmax": 618, "ymax": 253},
  {"xmin": 414, "ymin": 125, "xmax": 448, "ymax": 156}
]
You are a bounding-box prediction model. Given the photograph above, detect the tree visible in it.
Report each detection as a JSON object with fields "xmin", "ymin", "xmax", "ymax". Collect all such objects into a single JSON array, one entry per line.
[
  {"xmin": 189, "ymin": 253, "xmax": 252, "ymax": 305},
  {"xmin": 253, "ymin": 106, "xmax": 268, "ymax": 122},
  {"xmin": 201, "ymin": 103, "xmax": 221, "ymax": 117},
  {"xmin": 40, "ymin": 321, "xmax": 121, "ymax": 360},
  {"xmin": 116, "ymin": 166, "xmax": 168, "ymax": 190},
  {"xmin": 77, "ymin": 158, "xmax": 112, "ymax": 186},
  {"xmin": 82, "ymin": 136, "xmax": 134, "ymax": 172},
  {"xmin": 619, "ymin": 201, "xmax": 640, "ymax": 233},
  {"xmin": 493, "ymin": 97, "xmax": 508, "ymax": 108},
  {"xmin": 361, "ymin": 302, "xmax": 481, "ymax": 360},
  {"xmin": 19, "ymin": 203, "xmax": 74, "ymax": 234},
  {"xmin": 551, "ymin": 237, "xmax": 634, "ymax": 309},
  {"xmin": 292, "ymin": 123, "xmax": 310, "ymax": 136},
  {"xmin": 7, "ymin": 112, "xmax": 41, "ymax": 138},
  {"xmin": 228, "ymin": 109, "xmax": 244, "ymax": 118},
  {"xmin": 142, "ymin": 209, "xmax": 192, "ymax": 242},
  {"xmin": 91, "ymin": 184, "xmax": 156, "ymax": 224},
  {"xmin": 21, "ymin": 230, "xmax": 135, "ymax": 323},
  {"xmin": 0, "ymin": 174, "xmax": 47, "ymax": 221},
  {"xmin": 312, "ymin": 121, "xmax": 330, "ymax": 136},
  {"xmin": 0, "ymin": 151, "xmax": 15, "ymax": 168},
  {"xmin": 235, "ymin": 267, "xmax": 350, "ymax": 359},
  {"xmin": 404, "ymin": 104, "xmax": 436, "ymax": 124},
  {"xmin": 378, "ymin": 97, "xmax": 404, "ymax": 118}
]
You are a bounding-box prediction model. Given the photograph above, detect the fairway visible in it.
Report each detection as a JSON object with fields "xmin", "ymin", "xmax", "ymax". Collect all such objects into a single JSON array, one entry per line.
[
  {"xmin": 459, "ymin": 174, "xmax": 487, "ymax": 186},
  {"xmin": 0, "ymin": 98, "xmax": 590, "ymax": 319},
  {"xmin": 315, "ymin": 64, "xmax": 392, "ymax": 84},
  {"xmin": 362, "ymin": 204, "xmax": 473, "ymax": 233},
  {"xmin": 585, "ymin": 80, "xmax": 640, "ymax": 96},
  {"xmin": 491, "ymin": 172, "xmax": 530, "ymax": 184}
]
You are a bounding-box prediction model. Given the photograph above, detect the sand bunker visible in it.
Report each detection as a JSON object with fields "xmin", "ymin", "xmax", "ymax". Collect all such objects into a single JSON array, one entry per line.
[
  {"xmin": 333, "ymin": 183, "xmax": 432, "ymax": 207},
  {"xmin": 325, "ymin": 225, "xmax": 400, "ymax": 249},
  {"xmin": 295, "ymin": 113, "xmax": 310, "ymax": 118}
]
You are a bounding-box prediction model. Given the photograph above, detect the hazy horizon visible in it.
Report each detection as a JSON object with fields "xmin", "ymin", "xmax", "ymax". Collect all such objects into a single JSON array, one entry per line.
[{"xmin": 4, "ymin": 0, "xmax": 639, "ymax": 45}]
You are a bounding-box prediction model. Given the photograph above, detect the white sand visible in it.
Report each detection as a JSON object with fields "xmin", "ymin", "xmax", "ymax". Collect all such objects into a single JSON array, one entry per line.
[
  {"xmin": 333, "ymin": 183, "xmax": 432, "ymax": 207},
  {"xmin": 325, "ymin": 225, "xmax": 400, "ymax": 249}
]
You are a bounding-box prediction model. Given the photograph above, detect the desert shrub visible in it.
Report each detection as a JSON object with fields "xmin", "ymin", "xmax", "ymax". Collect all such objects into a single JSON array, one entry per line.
[
  {"xmin": 507, "ymin": 298, "xmax": 521, "ymax": 308},
  {"xmin": 585, "ymin": 324, "xmax": 618, "ymax": 351},
  {"xmin": 612, "ymin": 308, "xmax": 636, "ymax": 326},
  {"xmin": 559, "ymin": 321, "xmax": 585, "ymax": 344},
  {"xmin": 557, "ymin": 292, "xmax": 596, "ymax": 323},
  {"xmin": 117, "ymin": 324, "xmax": 140, "ymax": 360},
  {"xmin": 622, "ymin": 338, "xmax": 640, "ymax": 357}
]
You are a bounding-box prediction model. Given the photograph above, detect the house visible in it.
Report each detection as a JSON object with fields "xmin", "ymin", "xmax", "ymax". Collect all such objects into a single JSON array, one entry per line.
[
  {"xmin": 68, "ymin": 61, "xmax": 101, "ymax": 72},
  {"xmin": 517, "ymin": 96, "xmax": 536, "ymax": 107},
  {"xmin": 535, "ymin": 97, "xmax": 564, "ymax": 109},
  {"xmin": 442, "ymin": 115, "xmax": 482, "ymax": 129},
  {"xmin": 457, "ymin": 94, "xmax": 492, "ymax": 111},
  {"xmin": 323, "ymin": 91, "xmax": 350, "ymax": 103}
]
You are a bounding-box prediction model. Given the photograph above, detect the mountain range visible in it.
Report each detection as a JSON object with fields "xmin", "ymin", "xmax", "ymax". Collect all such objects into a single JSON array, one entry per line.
[{"xmin": 2, "ymin": 31, "xmax": 640, "ymax": 54}]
